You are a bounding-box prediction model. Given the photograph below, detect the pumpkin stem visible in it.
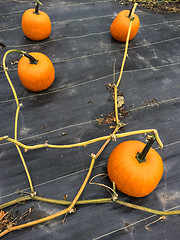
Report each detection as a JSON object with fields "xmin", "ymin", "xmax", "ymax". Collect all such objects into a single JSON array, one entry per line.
[
  {"xmin": 34, "ymin": 0, "xmax": 42, "ymax": 14},
  {"xmin": 128, "ymin": 5, "xmax": 135, "ymax": 20},
  {"xmin": 24, "ymin": 53, "xmax": 38, "ymax": 65},
  {"xmin": 136, "ymin": 135, "xmax": 156, "ymax": 163}
]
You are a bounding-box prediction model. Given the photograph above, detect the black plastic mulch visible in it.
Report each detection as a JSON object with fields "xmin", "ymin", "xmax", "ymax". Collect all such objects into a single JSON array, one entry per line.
[{"xmin": 0, "ymin": 0, "xmax": 180, "ymax": 239}]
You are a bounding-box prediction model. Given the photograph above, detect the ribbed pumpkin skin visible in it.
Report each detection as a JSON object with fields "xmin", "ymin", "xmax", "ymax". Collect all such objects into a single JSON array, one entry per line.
[
  {"xmin": 107, "ymin": 140, "xmax": 163, "ymax": 197},
  {"xmin": 18, "ymin": 52, "xmax": 55, "ymax": 92},
  {"xmin": 110, "ymin": 10, "xmax": 140, "ymax": 42},
  {"xmin": 22, "ymin": 9, "xmax": 51, "ymax": 41}
]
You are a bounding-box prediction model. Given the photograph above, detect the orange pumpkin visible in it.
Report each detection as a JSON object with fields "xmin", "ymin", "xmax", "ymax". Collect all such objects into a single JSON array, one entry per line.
[
  {"xmin": 18, "ymin": 52, "xmax": 55, "ymax": 92},
  {"xmin": 110, "ymin": 9, "xmax": 140, "ymax": 42},
  {"xmin": 21, "ymin": 1, "xmax": 51, "ymax": 41},
  {"xmin": 107, "ymin": 139, "xmax": 163, "ymax": 197}
]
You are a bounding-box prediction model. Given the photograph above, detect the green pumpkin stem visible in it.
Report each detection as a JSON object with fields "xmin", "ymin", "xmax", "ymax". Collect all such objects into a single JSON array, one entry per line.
[
  {"xmin": 136, "ymin": 135, "xmax": 156, "ymax": 163},
  {"xmin": 24, "ymin": 53, "xmax": 38, "ymax": 65}
]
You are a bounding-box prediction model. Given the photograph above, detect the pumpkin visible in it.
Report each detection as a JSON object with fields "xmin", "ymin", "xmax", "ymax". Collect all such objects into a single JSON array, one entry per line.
[
  {"xmin": 18, "ymin": 52, "xmax": 55, "ymax": 92},
  {"xmin": 107, "ymin": 139, "xmax": 163, "ymax": 197},
  {"xmin": 21, "ymin": 1, "xmax": 51, "ymax": 41},
  {"xmin": 110, "ymin": 9, "xmax": 140, "ymax": 42}
]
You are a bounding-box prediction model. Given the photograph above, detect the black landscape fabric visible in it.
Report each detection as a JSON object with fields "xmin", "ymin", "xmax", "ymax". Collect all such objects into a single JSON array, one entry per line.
[{"xmin": 0, "ymin": 0, "xmax": 180, "ymax": 239}]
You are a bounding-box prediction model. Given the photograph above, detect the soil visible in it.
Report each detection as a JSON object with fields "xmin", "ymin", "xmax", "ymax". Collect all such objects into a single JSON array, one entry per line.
[{"xmin": 120, "ymin": 0, "xmax": 180, "ymax": 13}]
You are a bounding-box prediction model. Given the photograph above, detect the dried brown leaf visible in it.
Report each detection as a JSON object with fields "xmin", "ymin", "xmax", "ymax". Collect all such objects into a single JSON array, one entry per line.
[
  {"xmin": 117, "ymin": 95, "xmax": 125, "ymax": 108},
  {"xmin": 96, "ymin": 118, "xmax": 104, "ymax": 125},
  {"xmin": 0, "ymin": 211, "xmax": 6, "ymax": 221}
]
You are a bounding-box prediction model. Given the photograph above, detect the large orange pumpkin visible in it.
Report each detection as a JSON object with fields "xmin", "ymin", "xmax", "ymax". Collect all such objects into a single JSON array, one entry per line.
[
  {"xmin": 21, "ymin": 1, "xmax": 51, "ymax": 41},
  {"xmin": 18, "ymin": 52, "xmax": 55, "ymax": 92},
  {"xmin": 110, "ymin": 9, "xmax": 140, "ymax": 42},
  {"xmin": 107, "ymin": 140, "xmax": 163, "ymax": 197}
]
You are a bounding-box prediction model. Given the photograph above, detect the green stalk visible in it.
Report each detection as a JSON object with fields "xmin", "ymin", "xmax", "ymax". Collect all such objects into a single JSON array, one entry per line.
[
  {"xmin": 1, "ymin": 195, "xmax": 180, "ymax": 217},
  {"xmin": 114, "ymin": 3, "xmax": 138, "ymax": 124},
  {"xmin": 3, "ymin": 49, "xmax": 35, "ymax": 194},
  {"xmin": 0, "ymin": 129, "xmax": 163, "ymax": 151}
]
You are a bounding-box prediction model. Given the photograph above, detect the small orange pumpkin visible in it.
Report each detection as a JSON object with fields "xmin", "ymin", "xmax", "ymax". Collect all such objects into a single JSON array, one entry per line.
[
  {"xmin": 21, "ymin": 1, "xmax": 51, "ymax": 41},
  {"xmin": 107, "ymin": 139, "xmax": 163, "ymax": 197},
  {"xmin": 110, "ymin": 9, "xmax": 140, "ymax": 42},
  {"xmin": 18, "ymin": 52, "xmax": 55, "ymax": 92}
]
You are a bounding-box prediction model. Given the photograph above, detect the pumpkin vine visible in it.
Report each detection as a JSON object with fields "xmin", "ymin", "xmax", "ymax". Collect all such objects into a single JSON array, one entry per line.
[
  {"xmin": 1, "ymin": 3, "xmax": 180, "ymax": 238},
  {"xmin": 2, "ymin": 49, "xmax": 35, "ymax": 195}
]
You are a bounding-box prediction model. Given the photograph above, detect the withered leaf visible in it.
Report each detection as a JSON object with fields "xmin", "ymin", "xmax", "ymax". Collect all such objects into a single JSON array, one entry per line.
[
  {"xmin": 117, "ymin": 95, "xmax": 125, "ymax": 108},
  {"xmin": 0, "ymin": 210, "xmax": 6, "ymax": 221},
  {"xmin": 96, "ymin": 118, "xmax": 104, "ymax": 125}
]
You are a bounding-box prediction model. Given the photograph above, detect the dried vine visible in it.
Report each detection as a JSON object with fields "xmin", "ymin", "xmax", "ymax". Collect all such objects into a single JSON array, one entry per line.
[{"xmin": 1, "ymin": 3, "xmax": 179, "ymax": 238}]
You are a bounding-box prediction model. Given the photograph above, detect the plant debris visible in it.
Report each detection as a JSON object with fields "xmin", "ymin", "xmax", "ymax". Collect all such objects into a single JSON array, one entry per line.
[
  {"xmin": 61, "ymin": 205, "xmax": 76, "ymax": 225},
  {"xmin": 120, "ymin": 0, "xmax": 180, "ymax": 13},
  {"xmin": 96, "ymin": 83, "xmax": 129, "ymax": 127},
  {"xmin": 0, "ymin": 207, "xmax": 34, "ymax": 233},
  {"xmin": 145, "ymin": 216, "xmax": 166, "ymax": 231},
  {"xmin": 62, "ymin": 132, "xmax": 67, "ymax": 136},
  {"xmin": 0, "ymin": 211, "xmax": 6, "ymax": 222},
  {"xmin": 142, "ymin": 98, "xmax": 159, "ymax": 107},
  {"xmin": 106, "ymin": 83, "xmax": 125, "ymax": 108},
  {"xmin": 96, "ymin": 112, "xmax": 127, "ymax": 126},
  {"xmin": 63, "ymin": 194, "xmax": 68, "ymax": 200},
  {"xmin": 117, "ymin": 95, "xmax": 125, "ymax": 108},
  {"xmin": 10, "ymin": 60, "xmax": 19, "ymax": 65},
  {"xmin": 0, "ymin": 43, "xmax": 6, "ymax": 49},
  {"xmin": 96, "ymin": 117, "xmax": 105, "ymax": 125}
]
